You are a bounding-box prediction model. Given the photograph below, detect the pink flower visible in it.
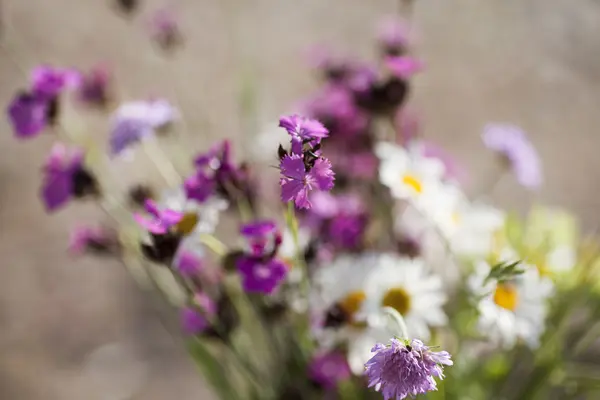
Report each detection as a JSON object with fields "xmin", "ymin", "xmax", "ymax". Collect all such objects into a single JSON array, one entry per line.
[
  {"xmin": 134, "ymin": 199, "xmax": 184, "ymax": 234},
  {"xmin": 280, "ymin": 155, "xmax": 335, "ymax": 209},
  {"xmin": 385, "ymin": 56, "xmax": 425, "ymax": 79}
]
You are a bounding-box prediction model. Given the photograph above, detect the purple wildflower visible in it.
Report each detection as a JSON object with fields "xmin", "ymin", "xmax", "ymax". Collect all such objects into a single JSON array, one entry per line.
[
  {"xmin": 328, "ymin": 213, "xmax": 367, "ymax": 250},
  {"xmin": 181, "ymin": 293, "xmax": 217, "ymax": 335},
  {"xmin": 308, "ymin": 351, "xmax": 351, "ymax": 390},
  {"xmin": 134, "ymin": 199, "xmax": 184, "ymax": 234},
  {"xmin": 40, "ymin": 143, "xmax": 86, "ymax": 211},
  {"xmin": 150, "ymin": 7, "xmax": 182, "ymax": 50},
  {"xmin": 68, "ymin": 225, "xmax": 117, "ymax": 255},
  {"xmin": 236, "ymin": 257, "xmax": 287, "ymax": 294},
  {"xmin": 279, "ymin": 114, "xmax": 329, "ymax": 154},
  {"xmin": 109, "ymin": 99, "xmax": 177, "ymax": 155},
  {"xmin": 280, "ymin": 155, "xmax": 335, "ymax": 209},
  {"xmin": 31, "ymin": 66, "xmax": 79, "ymax": 99},
  {"xmin": 482, "ymin": 123, "xmax": 543, "ymax": 189},
  {"xmin": 378, "ymin": 18, "xmax": 411, "ymax": 55},
  {"xmin": 75, "ymin": 65, "xmax": 111, "ymax": 107},
  {"xmin": 184, "ymin": 171, "xmax": 215, "ymax": 203},
  {"xmin": 7, "ymin": 91, "xmax": 49, "ymax": 138},
  {"xmin": 240, "ymin": 220, "xmax": 280, "ymax": 256},
  {"xmin": 174, "ymin": 250, "xmax": 203, "ymax": 277},
  {"xmin": 385, "ymin": 56, "xmax": 425, "ymax": 80},
  {"xmin": 365, "ymin": 338, "xmax": 453, "ymax": 400}
]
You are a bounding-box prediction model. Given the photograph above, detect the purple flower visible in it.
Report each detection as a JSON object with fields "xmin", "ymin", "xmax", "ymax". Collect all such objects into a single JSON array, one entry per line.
[
  {"xmin": 365, "ymin": 338, "xmax": 453, "ymax": 400},
  {"xmin": 75, "ymin": 65, "xmax": 111, "ymax": 107},
  {"xmin": 328, "ymin": 213, "xmax": 367, "ymax": 250},
  {"xmin": 174, "ymin": 250, "xmax": 203, "ymax": 277},
  {"xmin": 237, "ymin": 257, "xmax": 287, "ymax": 294},
  {"xmin": 68, "ymin": 225, "xmax": 116, "ymax": 255},
  {"xmin": 308, "ymin": 351, "xmax": 351, "ymax": 390},
  {"xmin": 7, "ymin": 91, "xmax": 49, "ymax": 138},
  {"xmin": 109, "ymin": 99, "xmax": 178, "ymax": 155},
  {"xmin": 482, "ymin": 123, "xmax": 543, "ymax": 189},
  {"xmin": 31, "ymin": 66, "xmax": 79, "ymax": 99},
  {"xmin": 280, "ymin": 155, "xmax": 335, "ymax": 209},
  {"xmin": 240, "ymin": 220, "xmax": 280, "ymax": 256},
  {"xmin": 385, "ymin": 56, "xmax": 425, "ymax": 79},
  {"xmin": 181, "ymin": 293, "xmax": 217, "ymax": 335},
  {"xmin": 378, "ymin": 18, "xmax": 411, "ymax": 55},
  {"xmin": 134, "ymin": 199, "xmax": 184, "ymax": 234},
  {"xmin": 40, "ymin": 143, "xmax": 85, "ymax": 211},
  {"xmin": 150, "ymin": 7, "xmax": 182, "ymax": 50},
  {"xmin": 184, "ymin": 171, "xmax": 215, "ymax": 203},
  {"xmin": 279, "ymin": 114, "xmax": 329, "ymax": 154}
]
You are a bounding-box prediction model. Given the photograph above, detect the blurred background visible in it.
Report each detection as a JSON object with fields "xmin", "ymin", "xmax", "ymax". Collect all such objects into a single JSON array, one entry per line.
[{"xmin": 2, "ymin": 0, "xmax": 600, "ymax": 398}]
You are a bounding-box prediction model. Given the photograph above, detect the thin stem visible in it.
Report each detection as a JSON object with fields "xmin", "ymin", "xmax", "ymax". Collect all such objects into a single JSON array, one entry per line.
[
  {"xmin": 382, "ymin": 306, "xmax": 409, "ymax": 339},
  {"xmin": 143, "ymin": 138, "xmax": 182, "ymax": 187},
  {"xmin": 199, "ymin": 233, "xmax": 228, "ymax": 257}
]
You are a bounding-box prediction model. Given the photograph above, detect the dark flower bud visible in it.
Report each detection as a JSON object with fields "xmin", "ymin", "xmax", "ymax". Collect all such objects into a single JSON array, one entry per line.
[
  {"xmin": 203, "ymin": 292, "xmax": 239, "ymax": 341},
  {"xmin": 128, "ymin": 184, "xmax": 154, "ymax": 208},
  {"xmin": 140, "ymin": 232, "xmax": 181, "ymax": 265},
  {"xmin": 46, "ymin": 96, "xmax": 60, "ymax": 126},
  {"xmin": 71, "ymin": 168, "xmax": 99, "ymax": 198},
  {"xmin": 277, "ymin": 144, "xmax": 288, "ymax": 160}
]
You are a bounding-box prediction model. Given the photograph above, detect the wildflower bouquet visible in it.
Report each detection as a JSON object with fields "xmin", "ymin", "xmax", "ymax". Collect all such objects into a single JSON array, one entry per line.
[{"xmin": 6, "ymin": 6, "xmax": 600, "ymax": 400}]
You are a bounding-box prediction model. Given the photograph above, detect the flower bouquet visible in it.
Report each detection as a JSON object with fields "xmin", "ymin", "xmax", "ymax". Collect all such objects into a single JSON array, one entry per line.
[{"xmin": 6, "ymin": 7, "xmax": 600, "ymax": 400}]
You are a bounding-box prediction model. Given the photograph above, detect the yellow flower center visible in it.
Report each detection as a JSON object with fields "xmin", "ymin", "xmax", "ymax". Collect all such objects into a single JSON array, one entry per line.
[
  {"xmin": 402, "ymin": 174, "xmax": 423, "ymax": 194},
  {"xmin": 175, "ymin": 212, "xmax": 199, "ymax": 235},
  {"xmin": 493, "ymin": 283, "xmax": 519, "ymax": 311},
  {"xmin": 382, "ymin": 287, "xmax": 412, "ymax": 315},
  {"xmin": 338, "ymin": 291, "xmax": 367, "ymax": 319}
]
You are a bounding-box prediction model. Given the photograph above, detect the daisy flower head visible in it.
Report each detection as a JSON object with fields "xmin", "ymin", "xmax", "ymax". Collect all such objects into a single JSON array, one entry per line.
[
  {"xmin": 362, "ymin": 254, "xmax": 447, "ymax": 340},
  {"xmin": 468, "ymin": 261, "xmax": 553, "ymax": 349},
  {"xmin": 365, "ymin": 337, "xmax": 452, "ymax": 400},
  {"xmin": 482, "ymin": 123, "xmax": 543, "ymax": 189},
  {"xmin": 280, "ymin": 154, "xmax": 335, "ymax": 209}
]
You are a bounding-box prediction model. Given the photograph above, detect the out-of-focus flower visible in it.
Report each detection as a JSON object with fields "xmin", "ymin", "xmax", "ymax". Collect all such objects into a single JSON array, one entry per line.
[
  {"xmin": 174, "ymin": 249, "xmax": 203, "ymax": 277},
  {"xmin": 377, "ymin": 18, "xmax": 411, "ymax": 56},
  {"xmin": 361, "ymin": 254, "xmax": 447, "ymax": 340},
  {"xmin": 236, "ymin": 257, "xmax": 287, "ymax": 294},
  {"xmin": 150, "ymin": 7, "xmax": 182, "ymax": 51},
  {"xmin": 421, "ymin": 140, "xmax": 467, "ymax": 184},
  {"xmin": 40, "ymin": 143, "xmax": 97, "ymax": 211},
  {"xmin": 280, "ymin": 154, "xmax": 335, "ymax": 209},
  {"xmin": 308, "ymin": 351, "xmax": 351, "ymax": 389},
  {"xmin": 31, "ymin": 66, "xmax": 79, "ymax": 99},
  {"xmin": 184, "ymin": 171, "xmax": 215, "ymax": 203},
  {"xmin": 75, "ymin": 65, "xmax": 112, "ymax": 108},
  {"xmin": 240, "ymin": 220, "xmax": 279, "ymax": 256},
  {"xmin": 109, "ymin": 99, "xmax": 178, "ymax": 155},
  {"xmin": 134, "ymin": 199, "xmax": 184, "ymax": 234},
  {"xmin": 385, "ymin": 56, "xmax": 425, "ymax": 80},
  {"xmin": 365, "ymin": 338, "xmax": 452, "ymax": 400},
  {"xmin": 68, "ymin": 225, "xmax": 118, "ymax": 255},
  {"xmin": 279, "ymin": 114, "xmax": 329, "ymax": 154},
  {"xmin": 482, "ymin": 123, "xmax": 543, "ymax": 189},
  {"xmin": 468, "ymin": 261, "xmax": 553, "ymax": 349},
  {"xmin": 7, "ymin": 91, "xmax": 49, "ymax": 138},
  {"xmin": 446, "ymin": 202, "xmax": 505, "ymax": 258},
  {"xmin": 181, "ymin": 293, "xmax": 217, "ymax": 335}
]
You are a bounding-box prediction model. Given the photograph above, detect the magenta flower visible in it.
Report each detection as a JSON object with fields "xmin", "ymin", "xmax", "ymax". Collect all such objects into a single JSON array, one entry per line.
[
  {"xmin": 31, "ymin": 66, "xmax": 79, "ymax": 99},
  {"xmin": 280, "ymin": 155, "xmax": 335, "ymax": 209},
  {"xmin": 365, "ymin": 338, "xmax": 453, "ymax": 400},
  {"xmin": 279, "ymin": 114, "xmax": 329, "ymax": 154},
  {"xmin": 75, "ymin": 65, "xmax": 111, "ymax": 107},
  {"xmin": 134, "ymin": 199, "xmax": 184, "ymax": 234},
  {"xmin": 240, "ymin": 220, "xmax": 280, "ymax": 256},
  {"xmin": 482, "ymin": 123, "xmax": 543, "ymax": 189},
  {"xmin": 181, "ymin": 293, "xmax": 217, "ymax": 335},
  {"xmin": 174, "ymin": 250, "xmax": 203, "ymax": 277},
  {"xmin": 236, "ymin": 257, "xmax": 287, "ymax": 294},
  {"xmin": 184, "ymin": 171, "xmax": 215, "ymax": 203},
  {"xmin": 385, "ymin": 56, "xmax": 425, "ymax": 79},
  {"xmin": 40, "ymin": 143, "xmax": 89, "ymax": 211},
  {"xmin": 308, "ymin": 351, "xmax": 351, "ymax": 390},
  {"xmin": 68, "ymin": 225, "xmax": 117, "ymax": 255},
  {"xmin": 7, "ymin": 91, "xmax": 49, "ymax": 138}
]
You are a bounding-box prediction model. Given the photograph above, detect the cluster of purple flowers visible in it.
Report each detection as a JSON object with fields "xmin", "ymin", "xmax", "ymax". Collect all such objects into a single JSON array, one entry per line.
[
  {"xmin": 235, "ymin": 220, "xmax": 287, "ymax": 294},
  {"xmin": 278, "ymin": 115, "xmax": 335, "ymax": 209}
]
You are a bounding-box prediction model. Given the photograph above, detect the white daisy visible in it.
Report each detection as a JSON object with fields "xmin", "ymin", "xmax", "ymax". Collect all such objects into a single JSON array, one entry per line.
[
  {"xmin": 468, "ymin": 261, "xmax": 553, "ymax": 349},
  {"xmin": 360, "ymin": 254, "xmax": 447, "ymax": 341},
  {"xmin": 376, "ymin": 141, "xmax": 446, "ymax": 202}
]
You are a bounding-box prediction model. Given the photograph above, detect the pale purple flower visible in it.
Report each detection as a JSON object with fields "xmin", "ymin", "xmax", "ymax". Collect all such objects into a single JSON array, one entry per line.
[
  {"xmin": 365, "ymin": 338, "xmax": 453, "ymax": 400},
  {"xmin": 482, "ymin": 123, "xmax": 543, "ymax": 189},
  {"xmin": 40, "ymin": 143, "xmax": 85, "ymax": 211},
  {"xmin": 181, "ymin": 293, "xmax": 217, "ymax": 335},
  {"xmin": 279, "ymin": 114, "xmax": 329, "ymax": 154},
  {"xmin": 280, "ymin": 155, "xmax": 335, "ymax": 209},
  {"xmin": 7, "ymin": 91, "xmax": 49, "ymax": 138},
  {"xmin": 134, "ymin": 199, "xmax": 184, "ymax": 234},
  {"xmin": 308, "ymin": 351, "xmax": 351, "ymax": 389},
  {"xmin": 31, "ymin": 66, "xmax": 79, "ymax": 99},
  {"xmin": 174, "ymin": 250, "xmax": 203, "ymax": 277},
  {"xmin": 68, "ymin": 225, "xmax": 116, "ymax": 255},
  {"xmin": 150, "ymin": 7, "xmax": 181, "ymax": 50},
  {"xmin": 385, "ymin": 56, "xmax": 425, "ymax": 79},
  {"xmin": 109, "ymin": 99, "xmax": 178, "ymax": 155},
  {"xmin": 236, "ymin": 257, "xmax": 287, "ymax": 294}
]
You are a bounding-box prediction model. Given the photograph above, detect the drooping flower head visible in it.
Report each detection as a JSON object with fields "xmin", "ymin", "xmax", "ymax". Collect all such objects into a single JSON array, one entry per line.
[
  {"xmin": 7, "ymin": 91, "xmax": 49, "ymax": 138},
  {"xmin": 365, "ymin": 338, "xmax": 452, "ymax": 400},
  {"xmin": 482, "ymin": 123, "xmax": 543, "ymax": 189},
  {"xmin": 134, "ymin": 199, "xmax": 184, "ymax": 234},
  {"xmin": 308, "ymin": 351, "xmax": 351, "ymax": 390},
  {"xmin": 40, "ymin": 143, "xmax": 97, "ymax": 212},
  {"xmin": 280, "ymin": 154, "xmax": 335, "ymax": 209},
  {"xmin": 109, "ymin": 99, "xmax": 178, "ymax": 155},
  {"xmin": 279, "ymin": 114, "xmax": 329, "ymax": 154},
  {"xmin": 181, "ymin": 293, "xmax": 217, "ymax": 335}
]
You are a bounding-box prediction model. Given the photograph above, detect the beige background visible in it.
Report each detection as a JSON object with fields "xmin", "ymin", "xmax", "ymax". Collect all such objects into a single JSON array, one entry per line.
[{"xmin": 1, "ymin": 0, "xmax": 600, "ymax": 398}]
